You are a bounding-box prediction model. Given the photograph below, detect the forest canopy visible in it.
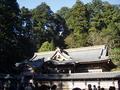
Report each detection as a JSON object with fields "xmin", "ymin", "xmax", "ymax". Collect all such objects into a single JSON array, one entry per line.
[
  {"xmin": 0, "ymin": 0, "xmax": 120, "ymax": 73},
  {"xmin": 30, "ymin": 0, "xmax": 120, "ymax": 50},
  {"xmin": 0, "ymin": 0, "xmax": 35, "ymax": 73},
  {"xmin": 30, "ymin": 0, "xmax": 120, "ymax": 70}
]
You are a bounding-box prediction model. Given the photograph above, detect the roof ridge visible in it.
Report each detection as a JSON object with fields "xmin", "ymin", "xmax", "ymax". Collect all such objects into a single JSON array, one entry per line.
[
  {"xmin": 65, "ymin": 45, "xmax": 105, "ymax": 52},
  {"xmin": 35, "ymin": 45, "xmax": 105, "ymax": 55}
]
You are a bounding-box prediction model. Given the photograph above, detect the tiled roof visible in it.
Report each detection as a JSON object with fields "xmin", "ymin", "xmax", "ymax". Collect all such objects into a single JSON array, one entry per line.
[
  {"xmin": 28, "ymin": 59, "xmax": 44, "ymax": 68},
  {"xmin": 33, "ymin": 45, "xmax": 109, "ymax": 62},
  {"xmin": 35, "ymin": 71, "xmax": 120, "ymax": 80}
]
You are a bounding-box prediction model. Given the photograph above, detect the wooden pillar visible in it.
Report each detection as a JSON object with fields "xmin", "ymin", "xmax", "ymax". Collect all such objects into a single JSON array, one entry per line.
[
  {"xmin": 69, "ymin": 70, "xmax": 71, "ymax": 74},
  {"xmin": 85, "ymin": 80, "xmax": 87, "ymax": 89},
  {"xmin": 118, "ymin": 80, "xmax": 120, "ymax": 90}
]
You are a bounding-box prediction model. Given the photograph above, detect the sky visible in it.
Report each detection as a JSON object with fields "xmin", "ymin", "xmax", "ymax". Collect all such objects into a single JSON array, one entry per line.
[{"xmin": 17, "ymin": 0, "xmax": 120, "ymax": 12}]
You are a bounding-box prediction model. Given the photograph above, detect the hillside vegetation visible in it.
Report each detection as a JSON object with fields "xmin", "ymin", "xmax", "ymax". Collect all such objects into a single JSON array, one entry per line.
[{"xmin": 20, "ymin": 0, "xmax": 120, "ymax": 70}]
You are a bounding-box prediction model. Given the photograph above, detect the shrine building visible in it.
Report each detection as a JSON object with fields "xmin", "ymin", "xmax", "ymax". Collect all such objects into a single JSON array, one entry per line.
[{"xmin": 27, "ymin": 45, "xmax": 120, "ymax": 90}]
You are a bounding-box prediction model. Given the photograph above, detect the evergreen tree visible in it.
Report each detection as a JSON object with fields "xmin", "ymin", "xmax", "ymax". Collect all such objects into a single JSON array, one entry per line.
[
  {"xmin": 87, "ymin": 0, "xmax": 120, "ymax": 47},
  {"xmin": 32, "ymin": 2, "xmax": 68, "ymax": 50},
  {"xmin": 57, "ymin": 7, "xmax": 70, "ymax": 19},
  {"xmin": 0, "ymin": 0, "xmax": 35, "ymax": 73},
  {"xmin": 38, "ymin": 41, "xmax": 55, "ymax": 52},
  {"xmin": 64, "ymin": 0, "xmax": 90, "ymax": 48},
  {"xmin": 32, "ymin": 2, "xmax": 52, "ymax": 49}
]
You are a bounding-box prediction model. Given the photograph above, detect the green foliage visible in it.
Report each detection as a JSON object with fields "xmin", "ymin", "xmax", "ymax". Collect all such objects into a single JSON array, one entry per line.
[
  {"xmin": 67, "ymin": 0, "xmax": 89, "ymax": 32},
  {"xmin": 0, "ymin": 0, "xmax": 35, "ymax": 73},
  {"xmin": 65, "ymin": 33, "xmax": 89, "ymax": 48},
  {"xmin": 32, "ymin": 2, "xmax": 69, "ymax": 50},
  {"xmin": 61, "ymin": 0, "xmax": 90, "ymax": 48},
  {"xmin": 0, "ymin": 0, "xmax": 119, "ymax": 73},
  {"xmin": 57, "ymin": 0, "xmax": 120, "ymax": 71},
  {"xmin": 32, "ymin": 0, "xmax": 120, "ymax": 61},
  {"xmin": 57, "ymin": 7, "xmax": 70, "ymax": 19},
  {"xmin": 86, "ymin": 0, "xmax": 120, "ymax": 47},
  {"xmin": 64, "ymin": 33, "xmax": 77, "ymax": 48},
  {"xmin": 109, "ymin": 48, "xmax": 120, "ymax": 71},
  {"xmin": 38, "ymin": 41, "xmax": 55, "ymax": 52}
]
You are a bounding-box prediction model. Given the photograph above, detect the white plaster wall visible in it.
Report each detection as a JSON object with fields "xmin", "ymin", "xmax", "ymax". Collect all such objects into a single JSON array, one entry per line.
[
  {"xmin": 88, "ymin": 69, "xmax": 102, "ymax": 73},
  {"xmin": 100, "ymin": 80, "xmax": 118, "ymax": 89},
  {"xmin": 67, "ymin": 81, "xmax": 73, "ymax": 89},
  {"xmin": 59, "ymin": 80, "xmax": 118, "ymax": 90},
  {"xmin": 73, "ymin": 81, "xmax": 86, "ymax": 89},
  {"xmin": 86, "ymin": 81, "xmax": 99, "ymax": 89},
  {"xmin": 47, "ymin": 80, "xmax": 119, "ymax": 90}
]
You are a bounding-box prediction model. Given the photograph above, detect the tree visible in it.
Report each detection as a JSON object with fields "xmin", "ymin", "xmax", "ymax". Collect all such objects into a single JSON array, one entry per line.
[
  {"xmin": 38, "ymin": 41, "xmax": 55, "ymax": 52},
  {"xmin": 0, "ymin": 0, "xmax": 35, "ymax": 73},
  {"xmin": 32, "ymin": 2, "xmax": 54, "ymax": 49},
  {"xmin": 32, "ymin": 2, "xmax": 69, "ymax": 50},
  {"xmin": 57, "ymin": 0, "xmax": 120, "ymax": 70},
  {"xmin": 87, "ymin": 0, "xmax": 120, "ymax": 47},
  {"xmin": 64, "ymin": 33, "xmax": 77, "ymax": 48},
  {"xmin": 110, "ymin": 48, "xmax": 120, "ymax": 71},
  {"xmin": 63, "ymin": 0, "xmax": 90, "ymax": 48},
  {"xmin": 57, "ymin": 7, "xmax": 70, "ymax": 19}
]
